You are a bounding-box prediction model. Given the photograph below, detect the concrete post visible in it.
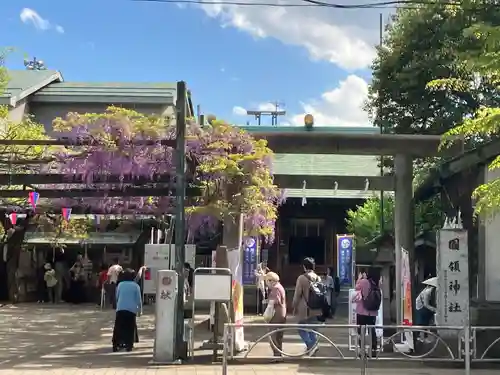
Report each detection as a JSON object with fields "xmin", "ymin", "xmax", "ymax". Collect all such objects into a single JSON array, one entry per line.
[{"xmin": 394, "ymin": 154, "xmax": 414, "ymax": 325}]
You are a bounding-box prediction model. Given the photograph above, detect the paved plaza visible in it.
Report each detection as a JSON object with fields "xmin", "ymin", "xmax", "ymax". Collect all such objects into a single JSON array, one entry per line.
[{"xmin": 0, "ymin": 304, "xmax": 497, "ymax": 375}]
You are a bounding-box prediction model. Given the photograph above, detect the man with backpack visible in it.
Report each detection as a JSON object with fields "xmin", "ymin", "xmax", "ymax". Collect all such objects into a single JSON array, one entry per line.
[
  {"xmin": 292, "ymin": 257, "xmax": 329, "ymax": 355},
  {"xmin": 353, "ymin": 268, "xmax": 382, "ymax": 357}
]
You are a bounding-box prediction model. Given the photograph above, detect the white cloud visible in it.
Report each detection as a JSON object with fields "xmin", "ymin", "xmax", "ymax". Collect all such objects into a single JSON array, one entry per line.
[
  {"xmin": 290, "ymin": 74, "xmax": 371, "ymax": 127},
  {"xmin": 233, "ymin": 102, "xmax": 281, "ymax": 116},
  {"xmin": 232, "ymin": 106, "xmax": 247, "ymax": 116},
  {"xmin": 197, "ymin": 1, "xmax": 391, "ymax": 70},
  {"xmin": 257, "ymin": 102, "xmax": 277, "ymax": 111},
  {"xmin": 20, "ymin": 8, "xmax": 64, "ymax": 33}
]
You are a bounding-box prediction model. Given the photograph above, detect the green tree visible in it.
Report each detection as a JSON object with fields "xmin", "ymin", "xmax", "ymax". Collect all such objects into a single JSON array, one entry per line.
[
  {"xmin": 346, "ymin": 195, "xmax": 443, "ymax": 247},
  {"xmin": 0, "ymin": 52, "xmax": 80, "ymax": 301},
  {"xmin": 427, "ymin": 1, "xmax": 500, "ymax": 218},
  {"xmin": 367, "ymin": 4, "xmax": 499, "ymax": 138},
  {"xmin": 346, "ymin": 196, "xmax": 394, "ymax": 247}
]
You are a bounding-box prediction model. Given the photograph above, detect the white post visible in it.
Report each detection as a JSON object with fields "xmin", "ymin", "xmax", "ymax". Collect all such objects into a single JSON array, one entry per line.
[{"xmin": 153, "ymin": 269, "xmax": 178, "ymax": 363}]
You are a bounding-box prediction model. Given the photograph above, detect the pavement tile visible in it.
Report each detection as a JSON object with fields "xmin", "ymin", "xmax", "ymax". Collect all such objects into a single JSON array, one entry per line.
[{"xmin": 1, "ymin": 304, "xmax": 499, "ymax": 375}]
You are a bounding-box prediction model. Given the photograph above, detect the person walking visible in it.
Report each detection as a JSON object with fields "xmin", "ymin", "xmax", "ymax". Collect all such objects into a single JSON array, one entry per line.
[
  {"xmin": 69, "ymin": 254, "xmax": 86, "ymax": 304},
  {"xmin": 263, "ymin": 272, "xmax": 287, "ymax": 359},
  {"xmin": 415, "ymin": 280, "xmax": 437, "ymax": 343},
  {"xmin": 254, "ymin": 262, "xmax": 269, "ymax": 315},
  {"xmin": 53, "ymin": 248, "xmax": 67, "ymax": 303},
  {"xmin": 353, "ymin": 267, "xmax": 381, "ymax": 357},
  {"xmin": 325, "ymin": 267, "xmax": 340, "ymax": 318},
  {"xmin": 107, "ymin": 258, "xmax": 123, "ymax": 309},
  {"xmin": 292, "ymin": 257, "xmax": 325, "ymax": 355},
  {"xmin": 112, "ymin": 269, "xmax": 142, "ymax": 352},
  {"xmin": 97, "ymin": 264, "xmax": 109, "ymax": 308},
  {"xmin": 43, "ymin": 263, "xmax": 58, "ymax": 303}
]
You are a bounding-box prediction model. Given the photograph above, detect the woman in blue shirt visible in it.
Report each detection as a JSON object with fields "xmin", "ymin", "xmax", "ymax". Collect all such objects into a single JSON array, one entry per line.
[{"xmin": 112, "ymin": 269, "xmax": 142, "ymax": 352}]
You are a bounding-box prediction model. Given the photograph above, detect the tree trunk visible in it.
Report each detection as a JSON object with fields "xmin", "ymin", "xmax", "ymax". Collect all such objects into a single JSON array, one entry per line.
[
  {"xmin": 6, "ymin": 245, "xmax": 20, "ymax": 303},
  {"xmin": 0, "ymin": 210, "xmax": 34, "ymax": 303}
]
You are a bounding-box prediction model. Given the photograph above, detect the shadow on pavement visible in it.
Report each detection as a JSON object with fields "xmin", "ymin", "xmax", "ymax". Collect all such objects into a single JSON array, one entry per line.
[{"xmin": 0, "ymin": 303, "xmax": 145, "ymax": 370}]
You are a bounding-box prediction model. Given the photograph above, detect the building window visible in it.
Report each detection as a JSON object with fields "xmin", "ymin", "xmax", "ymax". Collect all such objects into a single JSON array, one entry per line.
[{"xmin": 290, "ymin": 219, "xmax": 324, "ymax": 238}]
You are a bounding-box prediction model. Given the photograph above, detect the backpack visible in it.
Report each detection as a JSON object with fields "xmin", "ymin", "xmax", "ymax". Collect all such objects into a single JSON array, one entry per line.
[
  {"xmin": 305, "ymin": 273, "xmax": 329, "ymax": 310},
  {"xmin": 362, "ymin": 280, "xmax": 382, "ymax": 311},
  {"xmin": 429, "ymin": 287, "xmax": 436, "ymax": 308}
]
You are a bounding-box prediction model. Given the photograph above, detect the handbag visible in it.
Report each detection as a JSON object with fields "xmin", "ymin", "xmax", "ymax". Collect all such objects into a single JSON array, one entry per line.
[{"xmin": 263, "ymin": 301, "xmax": 275, "ymax": 322}]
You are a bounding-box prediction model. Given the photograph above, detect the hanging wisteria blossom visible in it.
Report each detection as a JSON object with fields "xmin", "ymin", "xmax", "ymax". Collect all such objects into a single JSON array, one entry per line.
[{"xmin": 48, "ymin": 107, "xmax": 284, "ymax": 242}]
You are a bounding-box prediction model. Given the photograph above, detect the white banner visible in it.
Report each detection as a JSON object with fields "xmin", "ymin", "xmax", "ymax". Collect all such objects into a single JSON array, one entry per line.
[
  {"xmin": 436, "ymin": 228, "xmax": 469, "ymax": 332},
  {"xmin": 227, "ymin": 247, "xmax": 245, "ymax": 352},
  {"xmin": 348, "ymin": 288, "xmax": 383, "ymax": 350},
  {"xmin": 401, "ymin": 248, "xmax": 414, "ymax": 351}
]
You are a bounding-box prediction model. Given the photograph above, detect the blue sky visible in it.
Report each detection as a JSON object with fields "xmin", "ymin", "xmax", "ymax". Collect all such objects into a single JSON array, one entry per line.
[{"xmin": 1, "ymin": 0, "xmax": 390, "ymax": 126}]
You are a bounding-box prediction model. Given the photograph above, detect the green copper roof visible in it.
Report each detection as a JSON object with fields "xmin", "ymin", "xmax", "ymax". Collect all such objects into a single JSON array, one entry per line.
[
  {"xmin": 1, "ymin": 69, "xmax": 62, "ymax": 106},
  {"xmin": 273, "ymin": 154, "xmax": 378, "ymax": 176},
  {"xmin": 34, "ymin": 81, "xmax": 177, "ymax": 99},
  {"xmin": 241, "ymin": 125, "xmax": 378, "ymax": 134},
  {"xmin": 273, "ymin": 153, "xmax": 381, "ymax": 199}
]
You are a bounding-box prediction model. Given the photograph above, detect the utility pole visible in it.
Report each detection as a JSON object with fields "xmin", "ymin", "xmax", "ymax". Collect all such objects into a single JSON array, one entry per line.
[
  {"xmin": 379, "ymin": 13, "xmax": 385, "ymax": 234},
  {"xmin": 174, "ymin": 81, "xmax": 187, "ymax": 360}
]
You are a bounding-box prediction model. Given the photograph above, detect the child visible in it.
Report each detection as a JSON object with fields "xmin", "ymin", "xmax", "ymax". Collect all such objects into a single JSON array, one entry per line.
[{"xmin": 44, "ymin": 263, "xmax": 58, "ymax": 303}]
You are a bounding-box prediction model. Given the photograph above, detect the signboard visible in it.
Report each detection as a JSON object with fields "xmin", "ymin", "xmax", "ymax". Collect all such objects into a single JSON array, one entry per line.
[
  {"xmin": 143, "ymin": 244, "xmax": 197, "ymax": 297},
  {"xmin": 436, "ymin": 228, "xmax": 469, "ymax": 332},
  {"xmin": 242, "ymin": 237, "xmax": 258, "ymax": 285},
  {"xmin": 144, "ymin": 244, "xmax": 171, "ymax": 296},
  {"xmin": 337, "ymin": 235, "xmax": 355, "ymax": 286},
  {"xmin": 348, "ymin": 288, "xmax": 383, "ymax": 350}
]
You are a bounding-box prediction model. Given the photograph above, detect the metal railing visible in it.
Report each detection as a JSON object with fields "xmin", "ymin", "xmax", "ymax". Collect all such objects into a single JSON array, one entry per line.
[{"xmin": 219, "ymin": 322, "xmax": 500, "ymax": 375}]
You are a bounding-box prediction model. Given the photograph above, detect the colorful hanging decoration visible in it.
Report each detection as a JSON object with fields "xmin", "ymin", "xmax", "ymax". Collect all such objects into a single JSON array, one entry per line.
[
  {"xmin": 8, "ymin": 213, "xmax": 17, "ymax": 225},
  {"xmin": 28, "ymin": 191, "xmax": 40, "ymax": 210},
  {"xmin": 62, "ymin": 207, "xmax": 72, "ymax": 221}
]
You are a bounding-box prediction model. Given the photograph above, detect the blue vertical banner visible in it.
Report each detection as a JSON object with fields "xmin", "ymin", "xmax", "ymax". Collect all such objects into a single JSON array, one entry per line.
[
  {"xmin": 242, "ymin": 237, "xmax": 258, "ymax": 285},
  {"xmin": 337, "ymin": 234, "xmax": 354, "ymax": 286}
]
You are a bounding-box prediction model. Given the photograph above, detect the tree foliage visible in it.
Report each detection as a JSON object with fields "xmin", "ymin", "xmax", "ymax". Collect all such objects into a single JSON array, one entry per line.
[
  {"xmin": 346, "ymin": 196, "xmax": 393, "ymax": 247},
  {"xmin": 367, "ymin": 3, "xmax": 500, "ymax": 138},
  {"xmin": 427, "ymin": 0, "xmax": 500, "ymax": 219},
  {"xmin": 345, "ymin": 194, "xmax": 444, "ymax": 247},
  {"xmin": 353, "ymin": 2, "xmax": 500, "ymax": 245}
]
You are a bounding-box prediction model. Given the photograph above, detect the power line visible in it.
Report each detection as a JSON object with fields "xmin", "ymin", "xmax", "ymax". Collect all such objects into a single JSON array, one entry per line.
[{"xmin": 132, "ymin": 0, "xmax": 463, "ymax": 9}]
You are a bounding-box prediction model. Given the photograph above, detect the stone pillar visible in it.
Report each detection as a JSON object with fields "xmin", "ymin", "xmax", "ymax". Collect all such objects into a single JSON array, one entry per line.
[{"xmin": 394, "ymin": 154, "xmax": 414, "ymax": 325}]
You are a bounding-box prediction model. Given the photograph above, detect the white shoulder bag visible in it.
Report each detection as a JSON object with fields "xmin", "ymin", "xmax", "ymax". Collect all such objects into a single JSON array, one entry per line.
[{"xmin": 263, "ymin": 300, "xmax": 275, "ymax": 322}]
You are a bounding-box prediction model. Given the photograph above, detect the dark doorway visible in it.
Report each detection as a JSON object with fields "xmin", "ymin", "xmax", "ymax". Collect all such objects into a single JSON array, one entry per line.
[{"xmin": 289, "ymin": 236, "xmax": 325, "ymax": 265}]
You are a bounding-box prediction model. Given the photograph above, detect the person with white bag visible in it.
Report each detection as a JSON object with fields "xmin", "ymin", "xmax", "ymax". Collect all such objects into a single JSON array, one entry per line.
[
  {"xmin": 263, "ymin": 272, "xmax": 287, "ymax": 359},
  {"xmin": 255, "ymin": 263, "xmax": 269, "ymax": 315}
]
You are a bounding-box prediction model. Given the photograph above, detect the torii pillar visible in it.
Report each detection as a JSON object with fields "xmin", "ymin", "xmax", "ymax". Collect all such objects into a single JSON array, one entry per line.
[{"xmin": 394, "ymin": 154, "xmax": 415, "ymax": 324}]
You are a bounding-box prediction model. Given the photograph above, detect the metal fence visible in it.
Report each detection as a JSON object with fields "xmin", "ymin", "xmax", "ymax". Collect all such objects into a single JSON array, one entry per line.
[{"xmin": 220, "ymin": 322, "xmax": 500, "ymax": 375}]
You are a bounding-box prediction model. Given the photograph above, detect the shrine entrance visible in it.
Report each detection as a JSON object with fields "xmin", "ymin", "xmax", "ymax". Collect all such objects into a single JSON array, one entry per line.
[{"xmin": 245, "ymin": 125, "xmax": 463, "ymax": 323}]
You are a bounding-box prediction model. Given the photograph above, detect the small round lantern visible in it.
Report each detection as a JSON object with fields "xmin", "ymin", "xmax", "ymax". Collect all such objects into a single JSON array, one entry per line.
[{"xmin": 304, "ymin": 114, "xmax": 314, "ymax": 130}]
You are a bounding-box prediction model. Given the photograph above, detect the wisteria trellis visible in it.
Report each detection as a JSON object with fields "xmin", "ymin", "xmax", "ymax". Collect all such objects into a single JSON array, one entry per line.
[{"xmin": 43, "ymin": 107, "xmax": 285, "ymax": 243}]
